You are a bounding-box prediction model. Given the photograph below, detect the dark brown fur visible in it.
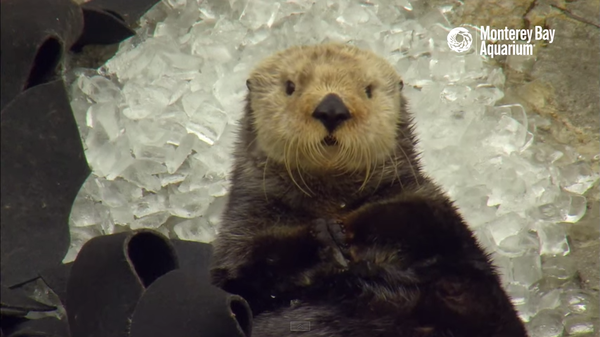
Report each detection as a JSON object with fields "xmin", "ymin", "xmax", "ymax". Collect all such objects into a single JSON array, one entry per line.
[{"xmin": 210, "ymin": 44, "xmax": 528, "ymax": 337}]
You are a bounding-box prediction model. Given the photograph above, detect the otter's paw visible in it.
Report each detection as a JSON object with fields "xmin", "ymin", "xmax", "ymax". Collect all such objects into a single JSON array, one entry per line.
[
  {"xmin": 310, "ymin": 218, "xmax": 332, "ymax": 244},
  {"xmin": 310, "ymin": 219, "xmax": 349, "ymax": 252},
  {"xmin": 310, "ymin": 219, "xmax": 350, "ymax": 268},
  {"xmin": 326, "ymin": 219, "xmax": 349, "ymax": 252}
]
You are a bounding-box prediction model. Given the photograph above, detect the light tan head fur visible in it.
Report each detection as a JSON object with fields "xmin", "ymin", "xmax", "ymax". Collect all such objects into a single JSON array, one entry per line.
[{"xmin": 246, "ymin": 43, "xmax": 405, "ymax": 182}]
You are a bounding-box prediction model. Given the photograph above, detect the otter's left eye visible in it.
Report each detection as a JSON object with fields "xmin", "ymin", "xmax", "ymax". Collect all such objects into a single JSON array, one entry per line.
[
  {"xmin": 285, "ymin": 80, "xmax": 295, "ymax": 95},
  {"xmin": 365, "ymin": 85, "xmax": 373, "ymax": 99},
  {"xmin": 398, "ymin": 80, "xmax": 404, "ymax": 91}
]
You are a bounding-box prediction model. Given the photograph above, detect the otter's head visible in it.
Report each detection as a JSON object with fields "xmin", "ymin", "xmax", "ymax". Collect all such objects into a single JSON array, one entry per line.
[{"xmin": 246, "ymin": 43, "xmax": 405, "ymax": 175}]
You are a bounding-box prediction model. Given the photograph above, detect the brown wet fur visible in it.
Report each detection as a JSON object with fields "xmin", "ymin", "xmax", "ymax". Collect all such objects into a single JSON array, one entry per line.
[{"xmin": 210, "ymin": 43, "xmax": 528, "ymax": 337}]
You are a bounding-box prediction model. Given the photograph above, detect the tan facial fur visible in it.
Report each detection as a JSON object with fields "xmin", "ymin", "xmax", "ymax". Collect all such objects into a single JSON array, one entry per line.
[{"xmin": 247, "ymin": 43, "xmax": 404, "ymax": 175}]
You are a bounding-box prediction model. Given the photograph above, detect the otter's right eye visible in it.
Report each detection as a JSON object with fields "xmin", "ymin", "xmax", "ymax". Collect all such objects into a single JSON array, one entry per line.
[
  {"xmin": 285, "ymin": 80, "xmax": 295, "ymax": 96},
  {"xmin": 246, "ymin": 79, "xmax": 251, "ymax": 90}
]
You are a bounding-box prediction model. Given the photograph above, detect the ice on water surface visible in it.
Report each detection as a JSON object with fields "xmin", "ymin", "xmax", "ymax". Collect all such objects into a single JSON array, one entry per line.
[{"xmin": 66, "ymin": 0, "xmax": 599, "ymax": 333}]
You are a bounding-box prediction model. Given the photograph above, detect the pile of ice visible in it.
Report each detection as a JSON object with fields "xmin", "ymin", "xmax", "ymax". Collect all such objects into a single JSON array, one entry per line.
[{"xmin": 66, "ymin": 0, "xmax": 599, "ymax": 335}]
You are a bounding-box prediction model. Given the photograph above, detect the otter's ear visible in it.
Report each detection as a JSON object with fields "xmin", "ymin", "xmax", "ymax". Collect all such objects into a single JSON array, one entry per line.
[
  {"xmin": 246, "ymin": 79, "xmax": 251, "ymax": 91},
  {"xmin": 398, "ymin": 80, "xmax": 404, "ymax": 91}
]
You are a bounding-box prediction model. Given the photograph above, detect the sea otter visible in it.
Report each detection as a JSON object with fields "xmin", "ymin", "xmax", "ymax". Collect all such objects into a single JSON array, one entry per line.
[{"xmin": 210, "ymin": 43, "xmax": 528, "ymax": 337}]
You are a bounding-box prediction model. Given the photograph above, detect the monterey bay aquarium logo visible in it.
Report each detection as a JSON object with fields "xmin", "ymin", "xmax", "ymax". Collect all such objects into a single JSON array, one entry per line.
[{"xmin": 447, "ymin": 26, "xmax": 556, "ymax": 57}]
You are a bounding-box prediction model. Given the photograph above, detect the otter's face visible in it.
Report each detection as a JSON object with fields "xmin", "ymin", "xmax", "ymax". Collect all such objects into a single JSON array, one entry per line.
[{"xmin": 246, "ymin": 43, "xmax": 404, "ymax": 174}]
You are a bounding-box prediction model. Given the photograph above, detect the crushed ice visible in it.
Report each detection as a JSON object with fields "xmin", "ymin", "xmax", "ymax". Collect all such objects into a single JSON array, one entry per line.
[{"xmin": 66, "ymin": 0, "xmax": 599, "ymax": 334}]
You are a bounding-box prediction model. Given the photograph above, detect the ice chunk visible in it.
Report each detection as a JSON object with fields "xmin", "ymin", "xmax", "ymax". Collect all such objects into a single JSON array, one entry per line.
[
  {"xmin": 168, "ymin": 189, "xmax": 213, "ymax": 218},
  {"xmin": 204, "ymin": 196, "xmax": 227, "ymax": 227},
  {"xmin": 144, "ymin": 54, "xmax": 169, "ymax": 83},
  {"xmin": 130, "ymin": 212, "xmax": 170, "ymax": 230},
  {"xmin": 177, "ymin": 158, "xmax": 211, "ymax": 193},
  {"xmin": 122, "ymin": 82, "xmax": 170, "ymax": 120},
  {"xmin": 79, "ymin": 175, "xmax": 103, "ymax": 201},
  {"xmin": 121, "ymin": 166, "xmax": 162, "ymax": 192},
  {"xmin": 173, "ymin": 217, "xmax": 217, "ymax": 242},
  {"xmin": 393, "ymin": 0, "xmax": 413, "ymax": 11},
  {"xmin": 403, "ymin": 56, "xmax": 431, "ymax": 86},
  {"xmin": 486, "ymin": 166, "xmax": 527, "ymax": 208},
  {"xmin": 77, "ymin": 75, "xmax": 122, "ymax": 103},
  {"xmin": 239, "ymin": 0, "xmax": 280, "ymax": 30},
  {"xmin": 506, "ymin": 282, "xmax": 529, "ymax": 307},
  {"xmin": 536, "ymin": 223, "xmax": 570, "ymax": 256},
  {"xmin": 558, "ymin": 161, "xmax": 599, "ymax": 195},
  {"xmin": 534, "ymin": 192, "xmax": 573, "ymax": 223},
  {"xmin": 195, "ymin": 147, "xmax": 233, "ymax": 179},
  {"xmin": 207, "ymin": 181, "xmax": 228, "ymax": 197},
  {"xmin": 479, "ymin": 105, "xmax": 531, "ymax": 154},
  {"xmin": 131, "ymin": 192, "xmax": 167, "ymax": 218},
  {"xmin": 160, "ymin": 160, "xmax": 191, "ymax": 187},
  {"xmin": 87, "ymin": 103, "xmax": 121, "ymax": 141},
  {"xmin": 563, "ymin": 315, "xmax": 595, "ymax": 336},
  {"xmin": 186, "ymin": 103, "xmax": 228, "ymax": 146},
  {"xmin": 486, "ymin": 67, "xmax": 505, "ymax": 88},
  {"xmin": 104, "ymin": 42, "xmax": 155, "ymax": 81},
  {"xmin": 125, "ymin": 119, "xmax": 170, "ymax": 147},
  {"xmin": 70, "ymin": 195, "xmax": 105, "ymax": 227},
  {"xmin": 110, "ymin": 206, "xmax": 134, "ymax": 225},
  {"xmin": 440, "ymin": 84, "xmax": 471, "ymax": 104},
  {"xmin": 527, "ymin": 310, "xmax": 565, "ymax": 337},
  {"xmin": 505, "ymin": 282, "xmax": 533, "ymax": 320},
  {"xmin": 471, "ymin": 85, "xmax": 504, "ymax": 106},
  {"xmin": 529, "ymin": 178, "xmax": 561, "ymax": 206},
  {"xmin": 497, "ymin": 231, "xmax": 540, "ymax": 258},
  {"xmin": 85, "ymin": 137, "xmax": 135, "ymax": 180},
  {"xmin": 419, "ymin": 9, "xmax": 450, "ymax": 29},
  {"xmin": 166, "ymin": 0, "xmax": 186, "ymax": 10},
  {"xmin": 383, "ymin": 30, "xmax": 413, "ymax": 55},
  {"xmin": 430, "ymin": 54, "xmax": 465, "ymax": 82},
  {"xmin": 528, "ymin": 284, "xmax": 561, "ymax": 318},
  {"xmin": 560, "ymin": 289, "xmax": 599, "ymax": 317},
  {"xmin": 511, "ymin": 253, "xmax": 543, "ymax": 287},
  {"xmin": 133, "ymin": 144, "xmax": 170, "ymax": 162},
  {"xmin": 197, "ymin": 44, "xmax": 236, "ymax": 66},
  {"xmin": 95, "ymin": 179, "xmax": 142, "ymax": 208},
  {"xmin": 129, "ymin": 159, "xmax": 168, "ymax": 176},
  {"xmin": 563, "ymin": 195, "xmax": 587, "ymax": 223},
  {"xmin": 542, "ymin": 256, "xmax": 577, "ymax": 283},
  {"xmin": 213, "ymin": 70, "xmax": 248, "ymax": 110},
  {"xmin": 483, "ymin": 212, "xmax": 528, "ymax": 247},
  {"xmin": 182, "ymin": 90, "xmax": 210, "ymax": 115},
  {"xmin": 165, "ymin": 133, "xmax": 196, "ymax": 173},
  {"xmin": 337, "ymin": 2, "xmax": 371, "ymax": 26},
  {"xmin": 163, "ymin": 0, "xmax": 200, "ymax": 30}
]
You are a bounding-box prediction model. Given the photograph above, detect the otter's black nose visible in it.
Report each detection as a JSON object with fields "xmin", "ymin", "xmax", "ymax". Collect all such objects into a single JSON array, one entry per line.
[{"xmin": 312, "ymin": 94, "xmax": 351, "ymax": 133}]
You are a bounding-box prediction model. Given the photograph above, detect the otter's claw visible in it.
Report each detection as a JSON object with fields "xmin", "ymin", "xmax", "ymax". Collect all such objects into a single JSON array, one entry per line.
[{"xmin": 327, "ymin": 220, "xmax": 349, "ymax": 252}]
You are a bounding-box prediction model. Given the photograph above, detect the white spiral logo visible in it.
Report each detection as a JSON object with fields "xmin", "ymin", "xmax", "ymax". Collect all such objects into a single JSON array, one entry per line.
[{"xmin": 447, "ymin": 27, "xmax": 472, "ymax": 53}]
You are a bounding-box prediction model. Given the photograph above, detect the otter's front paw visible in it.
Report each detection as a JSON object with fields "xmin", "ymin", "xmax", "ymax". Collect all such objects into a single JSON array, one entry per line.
[
  {"xmin": 327, "ymin": 219, "xmax": 349, "ymax": 252},
  {"xmin": 310, "ymin": 219, "xmax": 348, "ymax": 249},
  {"xmin": 310, "ymin": 218, "xmax": 332, "ymax": 243},
  {"xmin": 310, "ymin": 219, "xmax": 349, "ymax": 267}
]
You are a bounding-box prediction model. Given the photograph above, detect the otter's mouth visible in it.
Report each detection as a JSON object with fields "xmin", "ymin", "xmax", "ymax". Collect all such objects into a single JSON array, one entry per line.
[{"xmin": 322, "ymin": 135, "xmax": 338, "ymax": 146}]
